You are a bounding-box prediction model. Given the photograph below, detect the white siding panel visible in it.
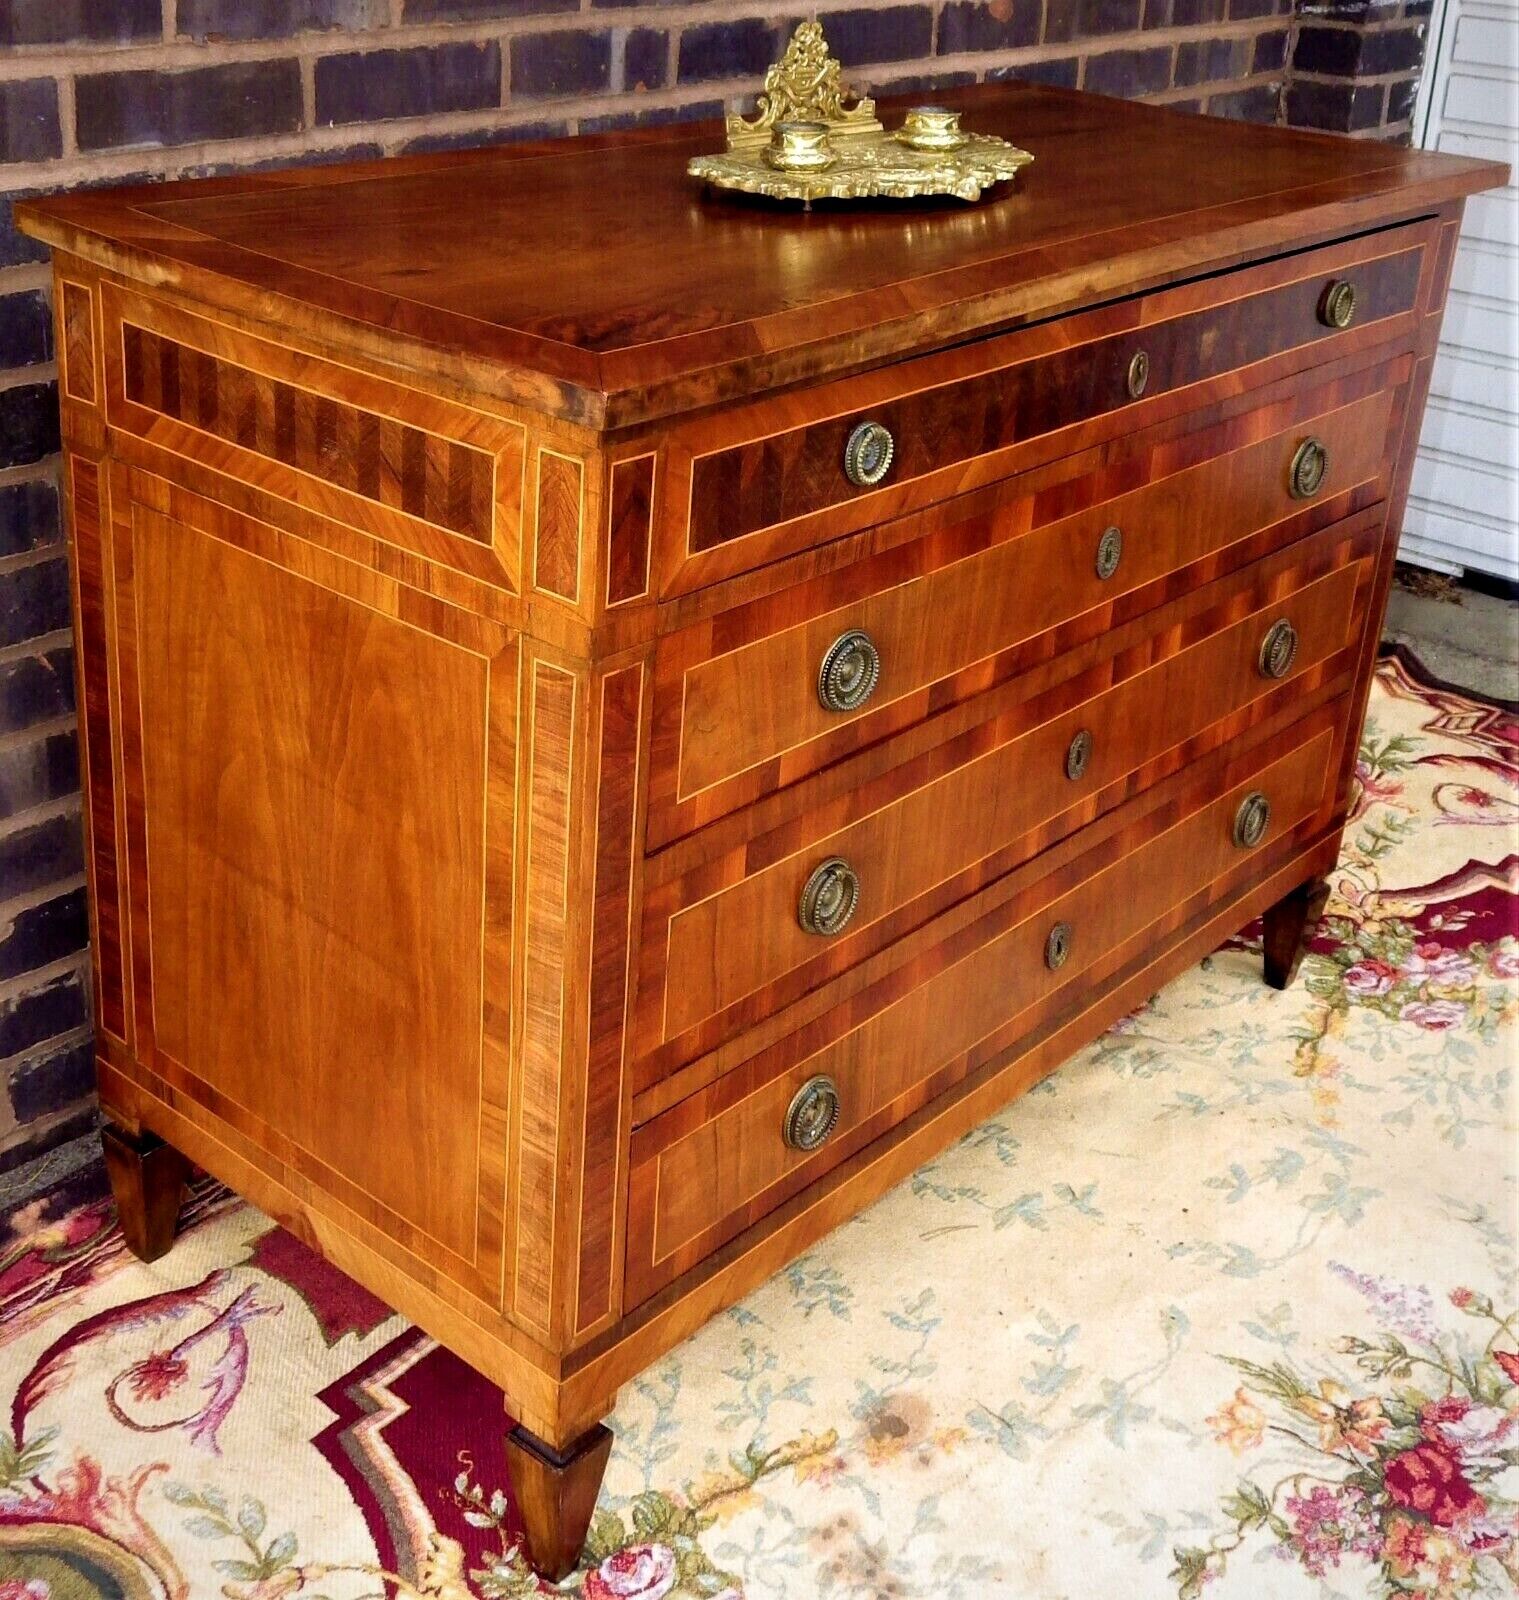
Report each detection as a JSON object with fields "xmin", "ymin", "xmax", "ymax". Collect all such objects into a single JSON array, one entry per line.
[{"xmin": 1406, "ymin": 0, "xmax": 1519, "ymax": 579}]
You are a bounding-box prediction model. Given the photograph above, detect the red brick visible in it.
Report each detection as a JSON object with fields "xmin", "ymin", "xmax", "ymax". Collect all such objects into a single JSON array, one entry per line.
[
  {"xmin": 940, "ymin": 0, "xmax": 1041, "ymax": 51},
  {"xmin": 1084, "ymin": 42, "xmax": 1174, "ymax": 92},
  {"xmin": 0, "ymin": 80, "xmax": 62, "ymax": 165},
  {"xmin": 513, "ymin": 29, "xmax": 613, "ymax": 97},
  {"xmin": 1, "ymin": 0, "xmax": 160, "ymax": 45},
  {"xmin": 181, "ymin": 0, "xmax": 390, "ymax": 40},
  {"xmin": 317, "ymin": 43, "xmax": 503, "ymax": 125},
  {"xmin": 77, "ymin": 60, "xmax": 303, "ymax": 151},
  {"xmin": 0, "ymin": 384, "xmax": 61, "ymax": 472}
]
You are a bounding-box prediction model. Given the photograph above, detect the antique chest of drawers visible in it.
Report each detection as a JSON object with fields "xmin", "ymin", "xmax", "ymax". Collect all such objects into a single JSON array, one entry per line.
[{"xmin": 20, "ymin": 83, "xmax": 1504, "ymax": 1577}]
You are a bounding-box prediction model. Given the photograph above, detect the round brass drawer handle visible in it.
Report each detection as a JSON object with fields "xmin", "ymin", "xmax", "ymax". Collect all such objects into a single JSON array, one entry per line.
[
  {"xmin": 1290, "ymin": 436, "xmax": 1329, "ymax": 499},
  {"xmin": 798, "ymin": 856, "xmax": 861, "ymax": 937},
  {"xmin": 1319, "ymin": 278, "xmax": 1357, "ymax": 330},
  {"xmin": 1258, "ymin": 618, "xmax": 1299, "ymax": 680},
  {"xmin": 1233, "ymin": 790, "xmax": 1272, "ymax": 850},
  {"xmin": 783, "ymin": 1074, "xmax": 841, "ymax": 1152},
  {"xmin": 1095, "ymin": 525, "xmax": 1124, "ymax": 581},
  {"xmin": 818, "ymin": 629, "xmax": 881, "ymax": 714},
  {"xmin": 1127, "ymin": 350, "xmax": 1150, "ymax": 399},
  {"xmin": 844, "ymin": 419, "xmax": 896, "ymax": 488},
  {"xmin": 1045, "ymin": 920, "xmax": 1074, "ymax": 971},
  {"xmin": 1065, "ymin": 728, "xmax": 1093, "ymax": 781}
]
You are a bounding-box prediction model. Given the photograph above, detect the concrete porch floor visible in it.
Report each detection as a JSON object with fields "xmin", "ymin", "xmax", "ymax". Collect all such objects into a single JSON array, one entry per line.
[{"xmin": 1384, "ymin": 572, "xmax": 1517, "ymax": 703}]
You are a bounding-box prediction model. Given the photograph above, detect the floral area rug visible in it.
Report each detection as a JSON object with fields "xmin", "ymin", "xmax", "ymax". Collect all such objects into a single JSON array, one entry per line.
[{"xmin": 3, "ymin": 649, "xmax": 1516, "ymax": 1600}]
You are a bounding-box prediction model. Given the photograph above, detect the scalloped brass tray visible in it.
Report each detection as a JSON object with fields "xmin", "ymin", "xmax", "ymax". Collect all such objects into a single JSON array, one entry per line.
[{"xmin": 687, "ymin": 23, "xmax": 1033, "ymax": 207}]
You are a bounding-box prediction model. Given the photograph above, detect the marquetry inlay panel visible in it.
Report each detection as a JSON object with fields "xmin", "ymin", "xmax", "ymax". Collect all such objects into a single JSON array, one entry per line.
[
  {"xmin": 61, "ymin": 280, "xmax": 98, "ymax": 406},
  {"xmin": 66, "ymin": 456, "xmax": 127, "ymax": 1041},
  {"xmin": 123, "ymin": 322, "xmax": 496, "ymax": 544},
  {"xmin": 607, "ymin": 453, "xmax": 656, "ymax": 607},
  {"xmin": 512, "ymin": 657, "xmax": 581, "ymax": 1336},
  {"xmin": 534, "ymin": 448, "xmax": 586, "ymax": 604}
]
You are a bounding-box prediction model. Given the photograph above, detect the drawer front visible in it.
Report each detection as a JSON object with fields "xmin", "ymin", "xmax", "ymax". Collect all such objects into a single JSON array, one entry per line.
[
  {"xmin": 659, "ymin": 221, "xmax": 1431, "ymax": 595},
  {"xmin": 636, "ymin": 515, "xmax": 1379, "ymax": 1072},
  {"xmin": 626, "ymin": 708, "xmax": 1343, "ymax": 1303},
  {"xmin": 649, "ymin": 364, "xmax": 1403, "ymax": 843}
]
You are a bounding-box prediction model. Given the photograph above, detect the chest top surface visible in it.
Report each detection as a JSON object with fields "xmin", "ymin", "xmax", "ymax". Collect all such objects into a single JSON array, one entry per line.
[{"xmin": 18, "ymin": 83, "xmax": 1504, "ymax": 428}]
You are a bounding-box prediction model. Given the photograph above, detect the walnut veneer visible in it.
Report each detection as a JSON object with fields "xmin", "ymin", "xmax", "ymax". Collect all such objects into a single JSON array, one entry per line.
[{"xmin": 20, "ymin": 83, "xmax": 1505, "ymax": 1578}]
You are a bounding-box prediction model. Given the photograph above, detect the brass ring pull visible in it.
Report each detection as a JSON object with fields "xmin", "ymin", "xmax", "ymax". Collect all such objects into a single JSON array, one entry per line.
[
  {"xmin": 1290, "ymin": 436, "xmax": 1328, "ymax": 499},
  {"xmin": 818, "ymin": 629, "xmax": 881, "ymax": 713},
  {"xmin": 783, "ymin": 1074, "xmax": 841, "ymax": 1152},
  {"xmin": 1319, "ymin": 279, "xmax": 1357, "ymax": 329},
  {"xmin": 1258, "ymin": 618, "xmax": 1299, "ymax": 680},
  {"xmin": 1095, "ymin": 525, "xmax": 1123, "ymax": 581},
  {"xmin": 1045, "ymin": 920, "xmax": 1073, "ymax": 971},
  {"xmin": 1065, "ymin": 728, "xmax": 1093, "ymax": 782},
  {"xmin": 1233, "ymin": 790, "xmax": 1271, "ymax": 850},
  {"xmin": 1127, "ymin": 350, "xmax": 1150, "ymax": 399},
  {"xmin": 844, "ymin": 419, "xmax": 895, "ymax": 488},
  {"xmin": 798, "ymin": 857, "xmax": 860, "ymax": 937}
]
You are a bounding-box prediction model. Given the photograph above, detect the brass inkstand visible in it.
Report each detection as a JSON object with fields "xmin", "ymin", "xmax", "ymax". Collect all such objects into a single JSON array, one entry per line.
[{"xmin": 687, "ymin": 22, "xmax": 1033, "ymax": 206}]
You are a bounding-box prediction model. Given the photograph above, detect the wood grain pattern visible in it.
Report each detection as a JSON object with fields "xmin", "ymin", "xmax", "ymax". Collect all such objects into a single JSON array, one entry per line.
[
  {"xmin": 627, "ymin": 716, "xmax": 1340, "ymax": 1302},
  {"xmin": 104, "ymin": 284, "xmax": 528, "ymax": 595},
  {"xmin": 575, "ymin": 664, "xmax": 645, "ymax": 1338},
  {"xmin": 16, "ymin": 86, "xmax": 1504, "ymax": 427},
  {"xmin": 637, "ymin": 524, "xmax": 1376, "ymax": 1066},
  {"xmin": 102, "ymin": 1122, "xmax": 188, "ymax": 1263},
  {"xmin": 131, "ymin": 501, "xmax": 490, "ymax": 1263},
  {"xmin": 513, "ymin": 659, "xmax": 580, "ymax": 1336},
  {"xmin": 61, "ymin": 279, "xmax": 98, "ymax": 406},
  {"xmin": 651, "ymin": 368, "xmax": 1402, "ymax": 844},
  {"xmin": 107, "ymin": 463, "xmax": 516, "ymax": 1305},
  {"xmin": 505, "ymin": 1424, "xmax": 615, "ymax": 1582},
  {"xmin": 606, "ymin": 453, "xmax": 655, "ymax": 608},
  {"xmin": 686, "ymin": 245, "xmax": 1421, "ymax": 558},
  {"xmin": 65, "ymin": 455, "xmax": 128, "ymax": 1042},
  {"xmin": 656, "ymin": 225, "xmax": 1431, "ymax": 596},
  {"xmin": 124, "ymin": 319, "xmax": 496, "ymax": 543},
  {"xmin": 533, "ymin": 449, "xmax": 585, "ymax": 603},
  {"xmin": 1263, "ymin": 876, "xmax": 1332, "ymax": 989},
  {"xmin": 18, "ymin": 93, "xmax": 1503, "ymax": 1536}
]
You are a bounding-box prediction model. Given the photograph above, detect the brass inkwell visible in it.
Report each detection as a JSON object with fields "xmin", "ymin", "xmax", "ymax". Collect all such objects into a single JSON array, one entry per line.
[{"xmin": 687, "ymin": 22, "xmax": 1033, "ymax": 206}]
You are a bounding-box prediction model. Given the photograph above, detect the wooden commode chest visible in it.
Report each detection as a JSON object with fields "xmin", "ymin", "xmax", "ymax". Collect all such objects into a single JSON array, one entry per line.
[{"xmin": 20, "ymin": 83, "xmax": 1505, "ymax": 1577}]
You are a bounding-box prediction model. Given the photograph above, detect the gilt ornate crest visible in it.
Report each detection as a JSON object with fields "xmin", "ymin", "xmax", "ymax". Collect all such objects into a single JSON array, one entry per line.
[{"xmin": 724, "ymin": 21, "xmax": 882, "ymax": 148}]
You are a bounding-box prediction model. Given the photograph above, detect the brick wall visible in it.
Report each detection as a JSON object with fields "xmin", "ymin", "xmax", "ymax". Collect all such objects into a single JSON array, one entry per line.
[
  {"xmin": 0, "ymin": 0, "xmax": 1423, "ymax": 1179},
  {"xmin": 1282, "ymin": 0, "xmax": 1430, "ymax": 138}
]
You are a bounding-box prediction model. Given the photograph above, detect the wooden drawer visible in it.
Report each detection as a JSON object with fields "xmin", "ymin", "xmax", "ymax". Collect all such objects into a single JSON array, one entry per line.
[
  {"xmin": 634, "ymin": 513, "xmax": 1380, "ymax": 1075},
  {"xmin": 626, "ymin": 705, "xmax": 1344, "ymax": 1304},
  {"xmin": 648, "ymin": 361, "xmax": 1405, "ymax": 844},
  {"xmin": 657, "ymin": 220, "xmax": 1431, "ymax": 596}
]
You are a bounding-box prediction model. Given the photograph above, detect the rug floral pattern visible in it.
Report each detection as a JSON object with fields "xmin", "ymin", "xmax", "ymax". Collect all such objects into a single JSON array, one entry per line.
[{"xmin": 2, "ymin": 652, "xmax": 1515, "ymax": 1600}]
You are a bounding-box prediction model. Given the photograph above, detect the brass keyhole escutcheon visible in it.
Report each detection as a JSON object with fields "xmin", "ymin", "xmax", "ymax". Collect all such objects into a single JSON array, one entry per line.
[
  {"xmin": 1045, "ymin": 920, "xmax": 1073, "ymax": 971},
  {"xmin": 1258, "ymin": 618, "xmax": 1299, "ymax": 680},
  {"xmin": 1290, "ymin": 436, "xmax": 1328, "ymax": 499},
  {"xmin": 818, "ymin": 629, "xmax": 881, "ymax": 713},
  {"xmin": 1127, "ymin": 350, "xmax": 1150, "ymax": 399},
  {"xmin": 1233, "ymin": 790, "xmax": 1271, "ymax": 850},
  {"xmin": 1319, "ymin": 279, "xmax": 1357, "ymax": 329},
  {"xmin": 844, "ymin": 419, "xmax": 896, "ymax": 488},
  {"xmin": 1095, "ymin": 525, "xmax": 1123, "ymax": 581},
  {"xmin": 783, "ymin": 1075, "xmax": 841, "ymax": 1152},
  {"xmin": 798, "ymin": 857, "xmax": 861, "ymax": 937},
  {"xmin": 1065, "ymin": 728, "xmax": 1093, "ymax": 781}
]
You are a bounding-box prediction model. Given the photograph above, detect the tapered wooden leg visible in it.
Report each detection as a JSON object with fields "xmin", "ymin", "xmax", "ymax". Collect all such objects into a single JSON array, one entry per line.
[
  {"xmin": 102, "ymin": 1123, "xmax": 189, "ymax": 1263},
  {"xmin": 504, "ymin": 1420, "xmax": 613, "ymax": 1580},
  {"xmin": 1262, "ymin": 876, "xmax": 1331, "ymax": 991}
]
